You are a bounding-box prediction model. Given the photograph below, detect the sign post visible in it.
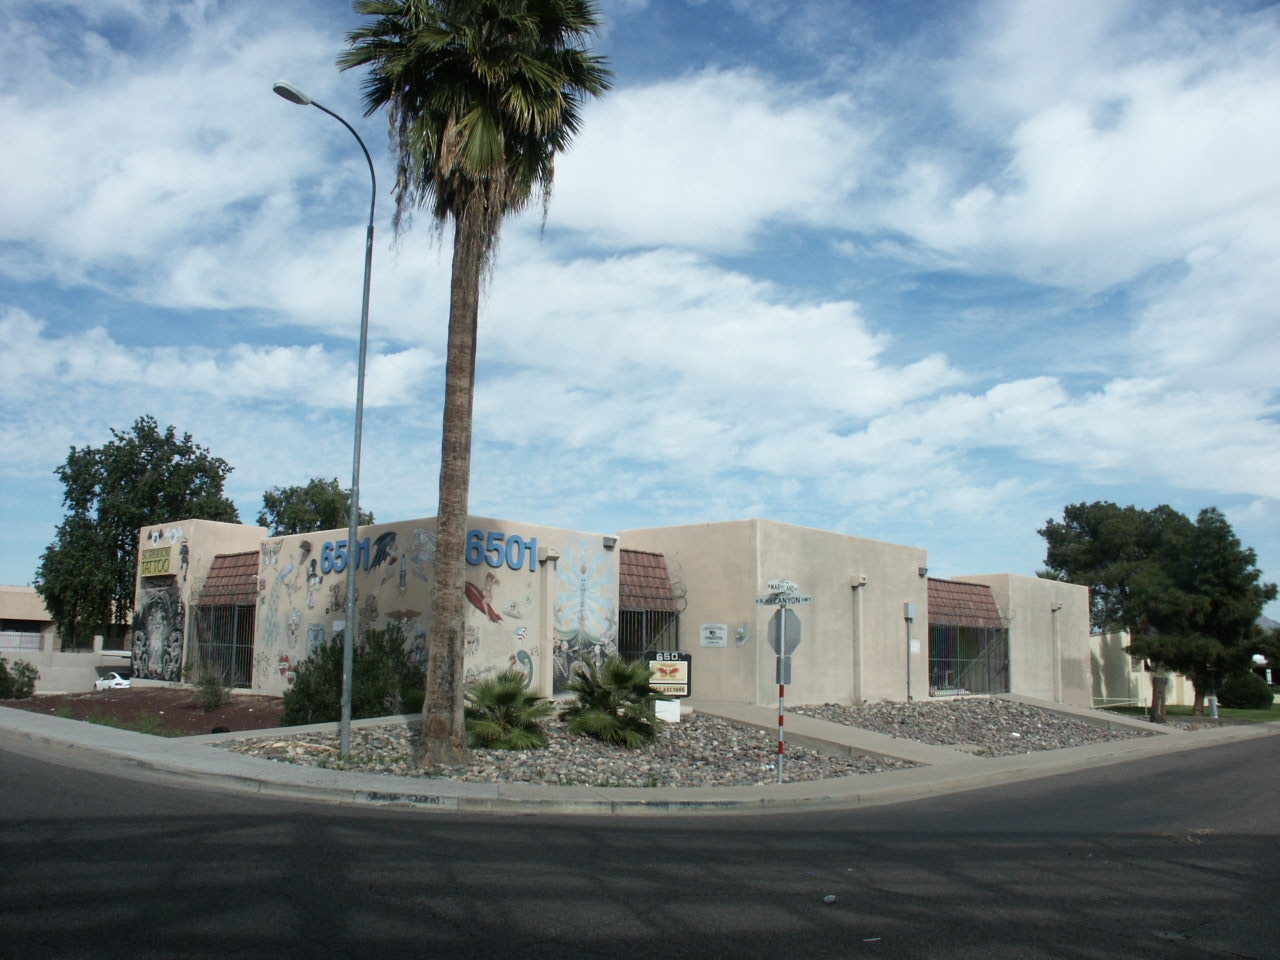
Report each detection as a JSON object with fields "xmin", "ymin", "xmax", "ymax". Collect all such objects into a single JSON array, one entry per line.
[{"xmin": 756, "ymin": 581, "xmax": 812, "ymax": 783}]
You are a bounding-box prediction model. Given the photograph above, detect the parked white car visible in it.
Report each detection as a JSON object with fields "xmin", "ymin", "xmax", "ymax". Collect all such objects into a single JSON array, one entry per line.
[{"xmin": 94, "ymin": 672, "xmax": 131, "ymax": 691}]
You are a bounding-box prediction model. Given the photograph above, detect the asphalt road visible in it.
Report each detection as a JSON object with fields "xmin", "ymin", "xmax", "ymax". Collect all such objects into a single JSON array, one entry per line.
[{"xmin": 2, "ymin": 735, "xmax": 1277, "ymax": 960}]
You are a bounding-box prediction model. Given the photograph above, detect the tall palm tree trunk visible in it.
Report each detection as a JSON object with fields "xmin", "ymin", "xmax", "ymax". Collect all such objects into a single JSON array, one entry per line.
[{"xmin": 420, "ymin": 204, "xmax": 486, "ymax": 766}]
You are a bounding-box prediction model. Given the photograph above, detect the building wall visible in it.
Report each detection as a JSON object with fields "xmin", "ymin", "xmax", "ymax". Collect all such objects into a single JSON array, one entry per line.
[
  {"xmin": 0, "ymin": 585, "xmax": 130, "ymax": 693},
  {"xmin": 1091, "ymin": 629, "xmax": 1195, "ymax": 708},
  {"xmin": 250, "ymin": 515, "xmax": 617, "ymax": 698},
  {"xmin": 132, "ymin": 520, "xmax": 268, "ymax": 682},
  {"xmin": 620, "ymin": 519, "xmax": 930, "ymax": 706},
  {"xmin": 954, "ymin": 574, "xmax": 1092, "ymax": 707}
]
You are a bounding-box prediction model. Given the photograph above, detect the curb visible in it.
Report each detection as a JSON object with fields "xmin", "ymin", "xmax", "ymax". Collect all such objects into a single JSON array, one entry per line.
[{"xmin": 2, "ymin": 704, "xmax": 1277, "ymax": 817}]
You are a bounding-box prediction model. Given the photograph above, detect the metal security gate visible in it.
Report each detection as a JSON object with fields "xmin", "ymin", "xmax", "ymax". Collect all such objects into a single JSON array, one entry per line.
[
  {"xmin": 189, "ymin": 605, "xmax": 255, "ymax": 688},
  {"xmin": 928, "ymin": 624, "xmax": 1009, "ymax": 696},
  {"xmin": 618, "ymin": 608, "xmax": 679, "ymax": 663}
]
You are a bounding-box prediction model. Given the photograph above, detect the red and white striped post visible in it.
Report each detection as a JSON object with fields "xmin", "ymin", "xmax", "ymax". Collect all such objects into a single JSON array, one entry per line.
[
  {"xmin": 777, "ymin": 682, "xmax": 786, "ymax": 783},
  {"xmin": 756, "ymin": 579, "xmax": 811, "ymax": 786}
]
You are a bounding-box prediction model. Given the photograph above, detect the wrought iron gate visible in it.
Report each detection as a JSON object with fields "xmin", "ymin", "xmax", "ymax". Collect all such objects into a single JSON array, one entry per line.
[{"xmin": 189, "ymin": 604, "xmax": 255, "ymax": 688}]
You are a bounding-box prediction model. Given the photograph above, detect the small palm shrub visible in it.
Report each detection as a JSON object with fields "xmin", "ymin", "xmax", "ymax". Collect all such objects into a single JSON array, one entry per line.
[
  {"xmin": 465, "ymin": 670, "xmax": 554, "ymax": 749},
  {"xmin": 1217, "ymin": 672, "xmax": 1274, "ymax": 710},
  {"xmin": 559, "ymin": 655, "xmax": 667, "ymax": 748}
]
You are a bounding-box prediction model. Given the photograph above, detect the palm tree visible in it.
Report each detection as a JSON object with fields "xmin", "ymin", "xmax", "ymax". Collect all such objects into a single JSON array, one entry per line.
[{"xmin": 339, "ymin": 0, "xmax": 611, "ymax": 765}]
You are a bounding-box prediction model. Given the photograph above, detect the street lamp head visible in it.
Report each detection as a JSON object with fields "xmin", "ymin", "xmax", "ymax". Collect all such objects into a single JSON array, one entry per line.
[{"xmin": 272, "ymin": 80, "xmax": 312, "ymax": 106}]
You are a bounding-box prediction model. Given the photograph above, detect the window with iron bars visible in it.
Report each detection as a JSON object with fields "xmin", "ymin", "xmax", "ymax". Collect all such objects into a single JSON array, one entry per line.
[
  {"xmin": 617, "ymin": 609, "xmax": 679, "ymax": 663},
  {"xmin": 928, "ymin": 623, "xmax": 1009, "ymax": 696},
  {"xmin": 189, "ymin": 605, "xmax": 256, "ymax": 688}
]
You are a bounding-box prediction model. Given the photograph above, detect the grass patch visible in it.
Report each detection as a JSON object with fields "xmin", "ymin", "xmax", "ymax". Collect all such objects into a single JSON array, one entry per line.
[
  {"xmin": 1104, "ymin": 704, "xmax": 1278, "ymax": 724},
  {"xmin": 83, "ymin": 712, "xmax": 172, "ymax": 737}
]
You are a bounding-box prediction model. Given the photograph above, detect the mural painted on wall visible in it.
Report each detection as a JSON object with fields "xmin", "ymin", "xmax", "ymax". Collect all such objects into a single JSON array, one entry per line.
[
  {"xmin": 459, "ymin": 526, "xmax": 542, "ymax": 689},
  {"xmin": 132, "ymin": 576, "xmax": 184, "ymax": 681},
  {"xmin": 245, "ymin": 519, "xmax": 609, "ymax": 697},
  {"xmin": 252, "ymin": 523, "xmax": 442, "ymax": 695},
  {"xmin": 552, "ymin": 540, "xmax": 618, "ymax": 693}
]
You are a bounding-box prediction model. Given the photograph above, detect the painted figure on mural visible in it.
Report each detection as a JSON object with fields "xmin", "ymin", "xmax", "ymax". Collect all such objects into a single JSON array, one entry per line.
[
  {"xmin": 131, "ymin": 578, "xmax": 184, "ymax": 681},
  {"xmin": 552, "ymin": 542, "xmax": 618, "ymax": 692}
]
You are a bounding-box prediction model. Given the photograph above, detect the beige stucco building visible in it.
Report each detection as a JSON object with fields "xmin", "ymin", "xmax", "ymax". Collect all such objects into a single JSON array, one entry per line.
[
  {"xmin": 127, "ymin": 515, "xmax": 1093, "ymax": 709},
  {"xmin": 0, "ymin": 585, "xmax": 130, "ymax": 693}
]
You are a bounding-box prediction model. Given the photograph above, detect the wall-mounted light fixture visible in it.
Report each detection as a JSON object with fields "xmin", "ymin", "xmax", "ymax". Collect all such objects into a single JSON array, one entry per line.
[
  {"xmin": 603, "ymin": 536, "xmax": 618, "ymax": 550},
  {"xmin": 917, "ymin": 566, "xmax": 929, "ymax": 578}
]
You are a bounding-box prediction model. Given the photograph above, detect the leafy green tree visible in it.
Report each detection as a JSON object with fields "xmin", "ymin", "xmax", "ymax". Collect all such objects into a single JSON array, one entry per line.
[
  {"xmin": 257, "ymin": 477, "xmax": 374, "ymax": 536},
  {"xmin": 339, "ymin": 0, "xmax": 611, "ymax": 765},
  {"xmin": 34, "ymin": 417, "xmax": 238, "ymax": 649},
  {"xmin": 1040, "ymin": 502, "xmax": 1276, "ymax": 715}
]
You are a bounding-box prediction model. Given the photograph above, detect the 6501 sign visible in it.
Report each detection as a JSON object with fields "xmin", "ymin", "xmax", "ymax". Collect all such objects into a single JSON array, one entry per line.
[
  {"xmin": 466, "ymin": 529, "xmax": 539, "ymax": 573},
  {"xmin": 321, "ymin": 528, "xmax": 541, "ymax": 576}
]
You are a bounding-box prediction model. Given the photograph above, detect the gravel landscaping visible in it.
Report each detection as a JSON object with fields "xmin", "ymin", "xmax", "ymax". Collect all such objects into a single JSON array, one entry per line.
[
  {"xmin": 217, "ymin": 713, "xmax": 918, "ymax": 787},
  {"xmin": 214, "ymin": 696, "xmax": 1155, "ymax": 787},
  {"xmin": 791, "ymin": 697, "xmax": 1154, "ymax": 757}
]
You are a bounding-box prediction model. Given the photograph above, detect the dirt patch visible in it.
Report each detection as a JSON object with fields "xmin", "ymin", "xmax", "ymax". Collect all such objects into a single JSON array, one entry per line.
[{"xmin": 1, "ymin": 686, "xmax": 286, "ymax": 737}]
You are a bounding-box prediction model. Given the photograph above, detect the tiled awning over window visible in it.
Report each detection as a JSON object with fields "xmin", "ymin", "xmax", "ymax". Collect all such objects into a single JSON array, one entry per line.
[
  {"xmin": 927, "ymin": 578, "xmax": 1003, "ymax": 629},
  {"xmin": 619, "ymin": 549, "xmax": 677, "ymax": 612},
  {"xmin": 196, "ymin": 551, "xmax": 260, "ymax": 606}
]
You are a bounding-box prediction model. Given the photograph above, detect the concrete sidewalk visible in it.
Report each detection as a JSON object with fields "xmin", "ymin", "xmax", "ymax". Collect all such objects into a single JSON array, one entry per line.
[{"xmin": 1, "ymin": 699, "xmax": 1275, "ymax": 816}]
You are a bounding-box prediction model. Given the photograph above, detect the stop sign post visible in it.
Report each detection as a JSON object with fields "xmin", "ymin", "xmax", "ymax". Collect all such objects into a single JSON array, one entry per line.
[{"xmin": 756, "ymin": 582, "xmax": 811, "ymax": 783}]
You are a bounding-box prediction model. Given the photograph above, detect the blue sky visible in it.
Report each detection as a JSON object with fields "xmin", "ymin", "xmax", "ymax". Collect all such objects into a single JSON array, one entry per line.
[{"xmin": 3, "ymin": 0, "xmax": 1279, "ymax": 615}]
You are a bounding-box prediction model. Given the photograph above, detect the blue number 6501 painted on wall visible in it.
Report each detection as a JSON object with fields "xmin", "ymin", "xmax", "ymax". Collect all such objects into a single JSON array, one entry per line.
[
  {"xmin": 466, "ymin": 530, "xmax": 538, "ymax": 572},
  {"xmin": 320, "ymin": 537, "xmax": 372, "ymax": 575}
]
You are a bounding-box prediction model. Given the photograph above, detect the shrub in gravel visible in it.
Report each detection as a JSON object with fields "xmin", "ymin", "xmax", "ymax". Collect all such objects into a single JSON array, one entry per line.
[
  {"xmin": 465, "ymin": 670, "xmax": 554, "ymax": 749},
  {"xmin": 0, "ymin": 659, "xmax": 39, "ymax": 699},
  {"xmin": 189, "ymin": 657, "xmax": 233, "ymax": 711},
  {"xmin": 1217, "ymin": 671, "xmax": 1274, "ymax": 710},
  {"xmin": 559, "ymin": 655, "xmax": 666, "ymax": 748},
  {"xmin": 283, "ymin": 624, "xmax": 424, "ymax": 726}
]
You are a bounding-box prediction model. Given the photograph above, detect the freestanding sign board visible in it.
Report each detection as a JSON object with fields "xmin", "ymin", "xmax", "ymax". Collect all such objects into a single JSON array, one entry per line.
[{"xmin": 648, "ymin": 651, "xmax": 692, "ymax": 698}]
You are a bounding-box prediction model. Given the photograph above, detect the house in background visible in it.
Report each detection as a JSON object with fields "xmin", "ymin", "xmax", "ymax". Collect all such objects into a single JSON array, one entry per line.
[
  {"xmin": 1091, "ymin": 630, "xmax": 1196, "ymax": 708},
  {"xmin": 0, "ymin": 585, "xmax": 130, "ymax": 693}
]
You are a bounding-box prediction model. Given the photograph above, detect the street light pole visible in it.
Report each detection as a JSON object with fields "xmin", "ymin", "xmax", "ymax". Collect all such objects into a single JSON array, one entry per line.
[{"xmin": 273, "ymin": 80, "xmax": 375, "ymax": 760}]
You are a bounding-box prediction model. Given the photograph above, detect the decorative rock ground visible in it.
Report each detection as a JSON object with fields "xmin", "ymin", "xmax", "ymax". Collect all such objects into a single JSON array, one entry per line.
[
  {"xmin": 791, "ymin": 697, "xmax": 1152, "ymax": 758},
  {"xmin": 216, "ymin": 697, "xmax": 1154, "ymax": 786}
]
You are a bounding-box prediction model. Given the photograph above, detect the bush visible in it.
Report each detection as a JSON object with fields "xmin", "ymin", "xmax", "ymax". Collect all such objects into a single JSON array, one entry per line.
[
  {"xmin": 282, "ymin": 624, "xmax": 424, "ymax": 726},
  {"xmin": 189, "ymin": 657, "xmax": 233, "ymax": 712},
  {"xmin": 559, "ymin": 655, "xmax": 667, "ymax": 748},
  {"xmin": 1217, "ymin": 672, "xmax": 1275, "ymax": 710},
  {"xmin": 465, "ymin": 670, "xmax": 553, "ymax": 749},
  {"xmin": 0, "ymin": 659, "xmax": 39, "ymax": 699}
]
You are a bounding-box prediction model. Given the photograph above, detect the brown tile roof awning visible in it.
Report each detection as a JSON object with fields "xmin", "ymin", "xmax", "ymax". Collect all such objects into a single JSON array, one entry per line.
[
  {"xmin": 619, "ymin": 549, "xmax": 677, "ymax": 612},
  {"xmin": 196, "ymin": 552, "xmax": 260, "ymax": 606},
  {"xmin": 927, "ymin": 578, "xmax": 1004, "ymax": 629}
]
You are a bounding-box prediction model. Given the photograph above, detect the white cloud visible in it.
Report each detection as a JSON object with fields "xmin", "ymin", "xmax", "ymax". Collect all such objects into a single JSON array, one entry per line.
[
  {"xmin": 551, "ymin": 68, "xmax": 870, "ymax": 252},
  {"xmin": 881, "ymin": 0, "xmax": 1280, "ymax": 290}
]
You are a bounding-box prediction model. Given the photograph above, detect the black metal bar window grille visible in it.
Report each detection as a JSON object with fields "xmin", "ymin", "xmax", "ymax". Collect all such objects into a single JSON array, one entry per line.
[
  {"xmin": 618, "ymin": 609, "xmax": 678, "ymax": 663},
  {"xmin": 928, "ymin": 624, "xmax": 1009, "ymax": 696},
  {"xmin": 190, "ymin": 605, "xmax": 255, "ymax": 688}
]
